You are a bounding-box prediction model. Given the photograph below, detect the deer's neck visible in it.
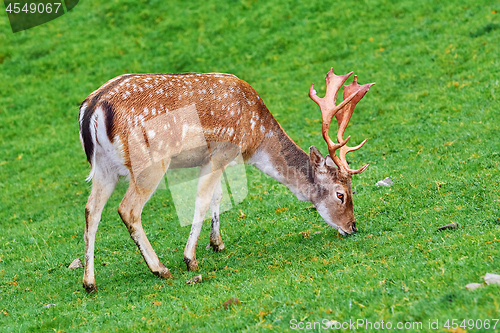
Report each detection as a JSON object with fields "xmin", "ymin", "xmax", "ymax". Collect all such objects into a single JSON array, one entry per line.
[{"xmin": 247, "ymin": 121, "xmax": 314, "ymax": 202}]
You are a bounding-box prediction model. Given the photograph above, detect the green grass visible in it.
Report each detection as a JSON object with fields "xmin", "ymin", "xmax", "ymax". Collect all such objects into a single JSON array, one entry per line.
[{"xmin": 1, "ymin": 0, "xmax": 500, "ymax": 331}]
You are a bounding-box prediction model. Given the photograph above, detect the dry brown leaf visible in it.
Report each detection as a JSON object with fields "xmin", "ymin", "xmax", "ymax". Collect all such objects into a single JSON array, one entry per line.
[
  {"xmin": 275, "ymin": 207, "xmax": 287, "ymax": 214},
  {"xmin": 222, "ymin": 297, "xmax": 241, "ymax": 309},
  {"xmin": 299, "ymin": 231, "xmax": 310, "ymax": 238}
]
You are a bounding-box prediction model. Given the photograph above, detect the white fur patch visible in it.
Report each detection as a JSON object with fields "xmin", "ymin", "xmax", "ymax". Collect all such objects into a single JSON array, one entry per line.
[
  {"xmin": 247, "ymin": 149, "xmax": 307, "ymax": 201},
  {"xmin": 315, "ymin": 203, "xmax": 345, "ymax": 234},
  {"xmin": 87, "ymin": 106, "xmax": 129, "ymax": 181}
]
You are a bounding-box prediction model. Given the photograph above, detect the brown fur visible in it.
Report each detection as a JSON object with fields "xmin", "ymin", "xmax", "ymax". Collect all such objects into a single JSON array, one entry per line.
[{"xmin": 83, "ymin": 73, "xmax": 274, "ymax": 170}]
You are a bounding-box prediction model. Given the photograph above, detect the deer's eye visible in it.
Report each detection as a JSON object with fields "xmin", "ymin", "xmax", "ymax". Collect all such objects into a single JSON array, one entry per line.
[{"xmin": 336, "ymin": 192, "xmax": 344, "ymax": 203}]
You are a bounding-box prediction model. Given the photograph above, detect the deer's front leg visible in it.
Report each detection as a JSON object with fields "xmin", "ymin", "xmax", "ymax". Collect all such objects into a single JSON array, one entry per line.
[
  {"xmin": 83, "ymin": 174, "xmax": 118, "ymax": 293},
  {"xmin": 208, "ymin": 178, "xmax": 225, "ymax": 252},
  {"xmin": 184, "ymin": 164, "xmax": 223, "ymax": 271}
]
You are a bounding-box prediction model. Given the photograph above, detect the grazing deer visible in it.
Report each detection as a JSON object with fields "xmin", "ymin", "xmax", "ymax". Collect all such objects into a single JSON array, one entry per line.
[{"xmin": 79, "ymin": 68, "xmax": 374, "ymax": 292}]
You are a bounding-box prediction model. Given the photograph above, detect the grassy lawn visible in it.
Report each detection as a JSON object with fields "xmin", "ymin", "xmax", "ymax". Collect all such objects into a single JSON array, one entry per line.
[{"xmin": 1, "ymin": 0, "xmax": 499, "ymax": 331}]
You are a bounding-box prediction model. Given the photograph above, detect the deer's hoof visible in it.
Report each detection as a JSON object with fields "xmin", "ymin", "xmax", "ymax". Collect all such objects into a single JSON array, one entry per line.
[
  {"xmin": 83, "ymin": 282, "xmax": 97, "ymax": 293},
  {"xmin": 153, "ymin": 263, "xmax": 173, "ymax": 279},
  {"xmin": 184, "ymin": 257, "xmax": 199, "ymax": 271},
  {"xmin": 210, "ymin": 242, "xmax": 225, "ymax": 252}
]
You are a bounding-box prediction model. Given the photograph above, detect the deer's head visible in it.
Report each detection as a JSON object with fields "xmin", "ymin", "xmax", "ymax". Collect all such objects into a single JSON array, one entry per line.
[{"xmin": 308, "ymin": 69, "xmax": 374, "ymax": 235}]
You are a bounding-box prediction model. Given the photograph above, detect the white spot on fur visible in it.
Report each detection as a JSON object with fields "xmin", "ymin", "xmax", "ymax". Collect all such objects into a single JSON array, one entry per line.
[{"xmin": 260, "ymin": 125, "xmax": 265, "ymax": 133}]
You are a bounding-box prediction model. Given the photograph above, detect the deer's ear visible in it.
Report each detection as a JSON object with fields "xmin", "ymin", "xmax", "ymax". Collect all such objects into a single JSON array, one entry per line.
[
  {"xmin": 325, "ymin": 155, "xmax": 336, "ymax": 168},
  {"xmin": 309, "ymin": 146, "xmax": 325, "ymax": 169}
]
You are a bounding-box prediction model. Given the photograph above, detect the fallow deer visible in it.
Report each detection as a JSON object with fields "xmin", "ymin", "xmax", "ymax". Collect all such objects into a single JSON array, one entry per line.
[{"xmin": 79, "ymin": 68, "xmax": 374, "ymax": 292}]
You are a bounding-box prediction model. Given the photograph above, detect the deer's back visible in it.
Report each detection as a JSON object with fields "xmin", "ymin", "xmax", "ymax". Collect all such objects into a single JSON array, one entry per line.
[{"xmin": 79, "ymin": 73, "xmax": 279, "ymax": 171}]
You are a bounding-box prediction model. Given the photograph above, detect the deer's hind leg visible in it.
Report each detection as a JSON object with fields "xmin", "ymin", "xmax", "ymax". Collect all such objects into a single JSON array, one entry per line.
[
  {"xmin": 118, "ymin": 161, "xmax": 172, "ymax": 279},
  {"xmin": 183, "ymin": 163, "xmax": 224, "ymax": 271},
  {"xmin": 83, "ymin": 169, "xmax": 119, "ymax": 293},
  {"xmin": 208, "ymin": 178, "xmax": 225, "ymax": 252}
]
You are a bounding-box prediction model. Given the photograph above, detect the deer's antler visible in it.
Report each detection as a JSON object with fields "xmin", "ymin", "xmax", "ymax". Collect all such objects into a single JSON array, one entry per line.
[{"xmin": 309, "ymin": 68, "xmax": 375, "ymax": 174}]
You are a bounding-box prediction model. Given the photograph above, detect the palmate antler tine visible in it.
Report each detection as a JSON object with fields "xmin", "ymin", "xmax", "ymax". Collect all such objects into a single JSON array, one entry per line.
[
  {"xmin": 333, "ymin": 75, "xmax": 375, "ymax": 174},
  {"xmin": 309, "ymin": 69, "xmax": 354, "ymax": 168},
  {"xmin": 335, "ymin": 75, "xmax": 376, "ymax": 143},
  {"xmin": 309, "ymin": 88, "xmax": 362, "ymax": 146},
  {"xmin": 309, "ymin": 68, "xmax": 353, "ymax": 125},
  {"xmin": 345, "ymin": 163, "xmax": 369, "ymax": 174},
  {"xmin": 320, "ymin": 88, "xmax": 362, "ymax": 159},
  {"xmin": 339, "ymin": 139, "xmax": 369, "ymax": 174}
]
